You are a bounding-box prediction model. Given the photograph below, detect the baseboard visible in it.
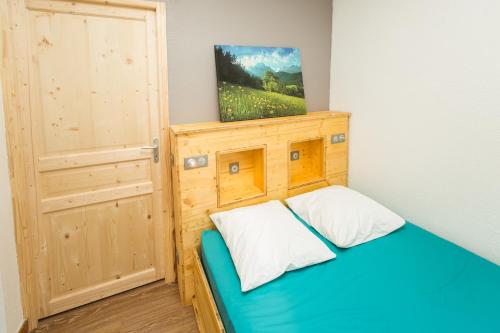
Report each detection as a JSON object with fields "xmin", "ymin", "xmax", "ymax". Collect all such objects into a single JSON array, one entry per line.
[{"xmin": 18, "ymin": 320, "xmax": 28, "ymax": 333}]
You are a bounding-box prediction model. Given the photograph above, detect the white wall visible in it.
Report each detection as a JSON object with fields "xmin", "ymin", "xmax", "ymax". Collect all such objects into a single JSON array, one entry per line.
[
  {"xmin": 331, "ymin": 0, "xmax": 500, "ymax": 264},
  {"xmin": 0, "ymin": 85, "xmax": 24, "ymax": 332},
  {"xmin": 0, "ymin": 277, "xmax": 6, "ymax": 333}
]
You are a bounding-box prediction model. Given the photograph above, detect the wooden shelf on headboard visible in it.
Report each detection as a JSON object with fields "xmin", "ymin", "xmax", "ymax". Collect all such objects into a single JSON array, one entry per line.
[
  {"xmin": 289, "ymin": 137, "xmax": 325, "ymax": 189},
  {"xmin": 216, "ymin": 146, "xmax": 266, "ymax": 207},
  {"xmin": 170, "ymin": 111, "xmax": 351, "ymax": 135},
  {"xmin": 169, "ymin": 111, "xmax": 350, "ymax": 305}
]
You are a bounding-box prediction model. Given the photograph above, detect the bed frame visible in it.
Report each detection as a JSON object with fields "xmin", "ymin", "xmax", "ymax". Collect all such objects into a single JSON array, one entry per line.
[
  {"xmin": 169, "ymin": 111, "xmax": 350, "ymax": 331},
  {"xmin": 192, "ymin": 250, "xmax": 225, "ymax": 333}
]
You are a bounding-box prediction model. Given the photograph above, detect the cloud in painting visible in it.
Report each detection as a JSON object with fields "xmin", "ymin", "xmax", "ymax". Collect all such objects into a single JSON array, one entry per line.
[
  {"xmin": 218, "ymin": 45, "xmax": 302, "ymax": 74},
  {"xmin": 214, "ymin": 44, "xmax": 306, "ymax": 122}
]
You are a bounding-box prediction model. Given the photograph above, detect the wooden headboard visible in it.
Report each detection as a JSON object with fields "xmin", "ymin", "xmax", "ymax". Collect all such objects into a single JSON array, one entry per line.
[{"xmin": 170, "ymin": 111, "xmax": 350, "ymax": 304}]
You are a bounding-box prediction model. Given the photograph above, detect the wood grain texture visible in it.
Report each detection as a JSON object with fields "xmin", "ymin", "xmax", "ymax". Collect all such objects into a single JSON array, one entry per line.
[
  {"xmin": 27, "ymin": 0, "xmax": 168, "ymax": 317},
  {"xmin": 1, "ymin": 0, "xmax": 41, "ymax": 328},
  {"xmin": 2, "ymin": 0, "xmax": 173, "ymax": 327},
  {"xmin": 26, "ymin": 0, "xmax": 153, "ymax": 19},
  {"xmin": 289, "ymin": 137, "xmax": 325, "ymax": 188},
  {"xmin": 192, "ymin": 250, "xmax": 225, "ymax": 333},
  {"xmin": 33, "ymin": 281, "xmax": 198, "ymax": 333},
  {"xmin": 27, "ymin": 0, "xmax": 159, "ymax": 10},
  {"xmin": 170, "ymin": 111, "xmax": 350, "ymax": 305},
  {"xmin": 171, "ymin": 111, "xmax": 351, "ymax": 134}
]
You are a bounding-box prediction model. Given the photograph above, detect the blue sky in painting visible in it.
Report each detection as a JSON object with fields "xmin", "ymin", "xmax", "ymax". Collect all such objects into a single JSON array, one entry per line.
[{"xmin": 217, "ymin": 45, "xmax": 302, "ymax": 74}]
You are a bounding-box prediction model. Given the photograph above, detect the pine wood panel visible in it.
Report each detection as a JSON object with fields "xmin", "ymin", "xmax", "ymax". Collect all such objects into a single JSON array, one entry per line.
[
  {"xmin": 170, "ymin": 111, "xmax": 350, "ymax": 305},
  {"xmin": 289, "ymin": 137, "xmax": 325, "ymax": 188},
  {"xmin": 192, "ymin": 250, "xmax": 225, "ymax": 333},
  {"xmin": 40, "ymin": 160, "xmax": 151, "ymax": 198},
  {"xmin": 216, "ymin": 146, "xmax": 266, "ymax": 207},
  {"xmin": 1, "ymin": 0, "xmax": 45, "ymax": 328},
  {"xmin": 28, "ymin": 2, "xmax": 165, "ymax": 317},
  {"xmin": 38, "ymin": 147, "xmax": 149, "ymax": 172},
  {"xmin": 28, "ymin": 11, "xmax": 150, "ymax": 154},
  {"xmin": 40, "ymin": 182, "xmax": 154, "ymax": 213},
  {"xmin": 45, "ymin": 196, "xmax": 155, "ymax": 296},
  {"xmin": 1, "ymin": 0, "xmax": 173, "ymax": 328}
]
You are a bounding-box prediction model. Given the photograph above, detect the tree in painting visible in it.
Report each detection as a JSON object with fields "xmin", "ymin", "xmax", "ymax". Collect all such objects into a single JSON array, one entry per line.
[{"xmin": 215, "ymin": 45, "xmax": 307, "ymax": 122}]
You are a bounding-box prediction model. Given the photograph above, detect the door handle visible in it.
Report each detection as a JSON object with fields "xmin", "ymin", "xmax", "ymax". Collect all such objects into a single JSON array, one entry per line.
[{"xmin": 141, "ymin": 138, "xmax": 159, "ymax": 163}]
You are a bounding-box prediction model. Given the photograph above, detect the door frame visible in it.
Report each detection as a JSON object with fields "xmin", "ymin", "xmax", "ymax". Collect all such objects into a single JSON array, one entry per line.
[{"xmin": 0, "ymin": 0, "xmax": 174, "ymax": 329}]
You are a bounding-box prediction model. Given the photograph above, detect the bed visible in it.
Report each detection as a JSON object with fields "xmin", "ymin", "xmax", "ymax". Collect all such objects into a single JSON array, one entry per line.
[
  {"xmin": 200, "ymin": 213, "xmax": 500, "ymax": 333},
  {"xmin": 170, "ymin": 113, "xmax": 500, "ymax": 332}
]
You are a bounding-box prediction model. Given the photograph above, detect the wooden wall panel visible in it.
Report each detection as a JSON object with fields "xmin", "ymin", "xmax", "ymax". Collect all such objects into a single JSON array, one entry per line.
[
  {"xmin": 170, "ymin": 111, "xmax": 350, "ymax": 304},
  {"xmin": 46, "ymin": 195, "xmax": 155, "ymax": 298},
  {"xmin": 28, "ymin": 9, "xmax": 150, "ymax": 155},
  {"xmin": 1, "ymin": 0, "xmax": 41, "ymax": 327}
]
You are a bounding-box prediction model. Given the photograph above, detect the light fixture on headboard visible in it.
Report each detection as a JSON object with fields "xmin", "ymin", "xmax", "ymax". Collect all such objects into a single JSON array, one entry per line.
[{"xmin": 183, "ymin": 155, "xmax": 208, "ymax": 170}]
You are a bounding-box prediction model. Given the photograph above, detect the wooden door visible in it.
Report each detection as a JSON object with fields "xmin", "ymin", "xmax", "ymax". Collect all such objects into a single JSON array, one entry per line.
[{"xmin": 1, "ymin": 0, "xmax": 174, "ymax": 323}]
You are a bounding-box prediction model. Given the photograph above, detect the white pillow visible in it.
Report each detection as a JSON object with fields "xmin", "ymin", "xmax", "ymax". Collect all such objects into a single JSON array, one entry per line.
[
  {"xmin": 210, "ymin": 200, "xmax": 335, "ymax": 292},
  {"xmin": 286, "ymin": 186, "xmax": 405, "ymax": 248}
]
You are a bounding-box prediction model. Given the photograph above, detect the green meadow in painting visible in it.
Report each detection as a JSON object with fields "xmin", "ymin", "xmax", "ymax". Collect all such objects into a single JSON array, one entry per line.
[{"xmin": 214, "ymin": 45, "xmax": 307, "ymax": 122}]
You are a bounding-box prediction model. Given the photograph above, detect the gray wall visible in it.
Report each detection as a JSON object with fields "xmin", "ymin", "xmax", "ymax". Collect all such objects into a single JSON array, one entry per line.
[{"xmin": 165, "ymin": 0, "xmax": 332, "ymax": 124}]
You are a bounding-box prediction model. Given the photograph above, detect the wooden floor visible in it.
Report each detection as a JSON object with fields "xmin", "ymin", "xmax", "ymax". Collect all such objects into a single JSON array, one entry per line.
[{"xmin": 33, "ymin": 281, "xmax": 198, "ymax": 333}]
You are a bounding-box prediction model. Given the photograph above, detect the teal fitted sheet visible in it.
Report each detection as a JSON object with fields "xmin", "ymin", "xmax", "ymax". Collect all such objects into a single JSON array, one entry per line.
[{"xmin": 201, "ymin": 217, "xmax": 500, "ymax": 333}]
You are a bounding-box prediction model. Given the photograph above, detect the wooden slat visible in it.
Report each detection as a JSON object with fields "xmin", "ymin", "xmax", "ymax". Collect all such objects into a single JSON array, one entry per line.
[
  {"xmin": 192, "ymin": 250, "xmax": 225, "ymax": 333},
  {"xmin": 287, "ymin": 180, "xmax": 330, "ymax": 197},
  {"xmin": 40, "ymin": 182, "xmax": 153, "ymax": 213},
  {"xmin": 39, "ymin": 159, "xmax": 151, "ymax": 198},
  {"xmin": 26, "ymin": 0, "xmax": 149, "ymax": 20},
  {"xmin": 48, "ymin": 268, "xmax": 157, "ymax": 315},
  {"xmin": 1, "ymin": 0, "xmax": 41, "ymax": 328},
  {"xmin": 54, "ymin": 0, "xmax": 159, "ymax": 10},
  {"xmin": 38, "ymin": 148, "xmax": 150, "ymax": 172},
  {"xmin": 171, "ymin": 111, "xmax": 351, "ymax": 135}
]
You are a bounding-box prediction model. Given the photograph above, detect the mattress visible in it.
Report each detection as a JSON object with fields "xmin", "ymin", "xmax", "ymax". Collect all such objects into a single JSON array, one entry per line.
[{"xmin": 201, "ymin": 216, "xmax": 500, "ymax": 333}]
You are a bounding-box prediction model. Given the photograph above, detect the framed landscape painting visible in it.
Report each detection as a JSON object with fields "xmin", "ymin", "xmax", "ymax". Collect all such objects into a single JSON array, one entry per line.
[{"xmin": 214, "ymin": 45, "xmax": 307, "ymax": 122}]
